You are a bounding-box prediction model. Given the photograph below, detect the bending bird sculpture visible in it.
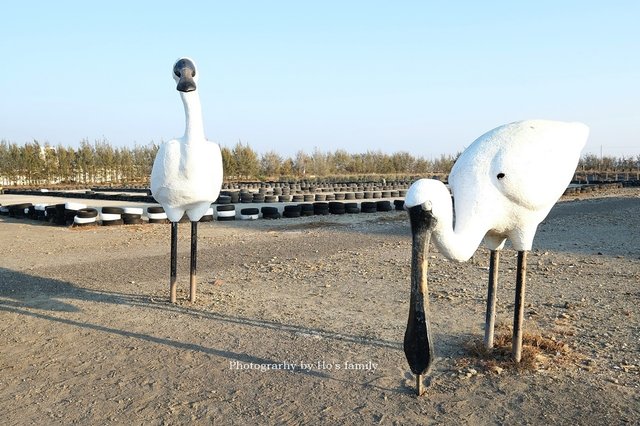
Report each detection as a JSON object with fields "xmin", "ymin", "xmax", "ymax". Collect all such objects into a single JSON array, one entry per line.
[{"xmin": 404, "ymin": 119, "xmax": 588, "ymax": 395}]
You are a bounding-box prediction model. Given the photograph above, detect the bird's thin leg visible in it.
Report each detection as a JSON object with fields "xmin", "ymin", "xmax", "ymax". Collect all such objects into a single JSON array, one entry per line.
[
  {"xmin": 190, "ymin": 221, "xmax": 197, "ymax": 303},
  {"xmin": 512, "ymin": 250, "xmax": 528, "ymax": 362},
  {"xmin": 170, "ymin": 222, "xmax": 178, "ymax": 303},
  {"xmin": 484, "ymin": 250, "xmax": 500, "ymax": 349}
]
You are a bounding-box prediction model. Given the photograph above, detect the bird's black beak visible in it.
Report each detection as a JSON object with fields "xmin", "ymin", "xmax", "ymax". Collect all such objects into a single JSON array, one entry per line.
[
  {"xmin": 174, "ymin": 58, "xmax": 197, "ymax": 92},
  {"xmin": 404, "ymin": 205, "xmax": 436, "ymax": 378}
]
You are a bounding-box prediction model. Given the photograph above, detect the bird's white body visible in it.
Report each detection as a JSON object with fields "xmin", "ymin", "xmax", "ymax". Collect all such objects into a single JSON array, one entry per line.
[
  {"xmin": 151, "ymin": 138, "xmax": 222, "ymax": 222},
  {"xmin": 151, "ymin": 61, "xmax": 223, "ymax": 222},
  {"xmin": 406, "ymin": 119, "xmax": 589, "ymax": 261}
]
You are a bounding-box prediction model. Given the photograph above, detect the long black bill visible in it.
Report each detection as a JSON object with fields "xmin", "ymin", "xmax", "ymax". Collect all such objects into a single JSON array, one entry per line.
[
  {"xmin": 404, "ymin": 205, "xmax": 435, "ymax": 376},
  {"xmin": 174, "ymin": 58, "xmax": 197, "ymax": 92}
]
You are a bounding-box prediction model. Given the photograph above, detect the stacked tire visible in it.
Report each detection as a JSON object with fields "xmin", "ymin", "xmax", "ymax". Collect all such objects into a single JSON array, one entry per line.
[
  {"xmin": 345, "ymin": 202, "xmax": 360, "ymax": 214},
  {"xmin": 7, "ymin": 203, "xmax": 32, "ymax": 219},
  {"xmin": 361, "ymin": 201, "xmax": 377, "ymax": 213},
  {"xmin": 65, "ymin": 202, "xmax": 87, "ymax": 225},
  {"xmin": 122, "ymin": 207, "xmax": 144, "ymax": 225},
  {"xmin": 313, "ymin": 202, "xmax": 329, "ymax": 215},
  {"xmin": 34, "ymin": 204, "xmax": 49, "ymax": 220},
  {"xmin": 300, "ymin": 204, "xmax": 314, "ymax": 217},
  {"xmin": 283, "ymin": 204, "xmax": 301, "ymax": 218},
  {"xmin": 376, "ymin": 200, "xmax": 393, "ymax": 212},
  {"xmin": 216, "ymin": 195, "xmax": 232, "ymax": 204},
  {"xmin": 240, "ymin": 208, "xmax": 259, "ymax": 220},
  {"xmin": 27, "ymin": 205, "xmax": 37, "ymax": 220},
  {"xmin": 240, "ymin": 192, "xmax": 253, "ymax": 203},
  {"xmin": 101, "ymin": 206, "xmax": 124, "ymax": 226},
  {"xmin": 74, "ymin": 208, "xmax": 98, "ymax": 227},
  {"xmin": 328, "ymin": 202, "xmax": 345, "ymax": 215},
  {"xmin": 261, "ymin": 206, "xmax": 281, "ymax": 219},
  {"xmin": 394, "ymin": 199, "xmax": 405, "ymax": 211},
  {"xmin": 147, "ymin": 206, "xmax": 168, "ymax": 224},
  {"xmin": 216, "ymin": 204, "xmax": 236, "ymax": 221}
]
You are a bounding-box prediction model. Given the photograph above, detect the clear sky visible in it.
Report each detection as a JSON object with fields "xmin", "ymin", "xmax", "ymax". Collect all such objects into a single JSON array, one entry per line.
[{"xmin": 1, "ymin": 1, "xmax": 638, "ymax": 159}]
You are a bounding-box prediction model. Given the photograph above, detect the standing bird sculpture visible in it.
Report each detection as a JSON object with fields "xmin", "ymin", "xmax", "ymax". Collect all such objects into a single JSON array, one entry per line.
[
  {"xmin": 151, "ymin": 57, "xmax": 223, "ymax": 303},
  {"xmin": 403, "ymin": 119, "xmax": 588, "ymax": 395}
]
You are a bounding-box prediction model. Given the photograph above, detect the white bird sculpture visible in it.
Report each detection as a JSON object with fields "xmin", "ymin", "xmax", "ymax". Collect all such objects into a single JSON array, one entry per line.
[
  {"xmin": 151, "ymin": 57, "xmax": 223, "ymax": 303},
  {"xmin": 403, "ymin": 119, "xmax": 588, "ymax": 395}
]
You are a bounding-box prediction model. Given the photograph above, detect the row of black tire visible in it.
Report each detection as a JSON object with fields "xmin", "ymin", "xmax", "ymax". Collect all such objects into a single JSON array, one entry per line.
[
  {"xmin": 5, "ymin": 188, "xmax": 408, "ymax": 206},
  {"xmin": 218, "ymin": 200, "xmax": 405, "ymax": 220},
  {"xmin": 220, "ymin": 190, "xmax": 407, "ymax": 204},
  {"xmin": 0, "ymin": 203, "xmax": 164, "ymax": 227},
  {"xmin": 562, "ymin": 182, "xmax": 624, "ymax": 195},
  {"xmin": 221, "ymin": 179, "xmax": 416, "ymax": 191},
  {"xmin": 1, "ymin": 199, "xmax": 407, "ymax": 226}
]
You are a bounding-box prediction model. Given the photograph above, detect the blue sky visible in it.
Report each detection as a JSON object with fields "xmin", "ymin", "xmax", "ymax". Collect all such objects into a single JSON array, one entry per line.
[{"xmin": 1, "ymin": 1, "xmax": 638, "ymax": 159}]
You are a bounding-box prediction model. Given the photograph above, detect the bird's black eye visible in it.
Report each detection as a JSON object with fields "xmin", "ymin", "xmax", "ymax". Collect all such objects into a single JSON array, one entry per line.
[{"xmin": 497, "ymin": 173, "xmax": 505, "ymax": 179}]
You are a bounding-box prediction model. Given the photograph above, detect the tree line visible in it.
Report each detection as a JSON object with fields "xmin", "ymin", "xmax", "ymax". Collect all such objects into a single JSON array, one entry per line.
[
  {"xmin": 1, "ymin": 138, "xmax": 638, "ymax": 186},
  {"xmin": 221, "ymin": 142, "xmax": 457, "ymax": 180},
  {"xmin": 0, "ymin": 139, "xmax": 157, "ymax": 186}
]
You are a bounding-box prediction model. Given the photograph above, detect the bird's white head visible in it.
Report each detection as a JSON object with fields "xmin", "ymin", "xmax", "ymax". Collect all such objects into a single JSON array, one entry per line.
[
  {"xmin": 405, "ymin": 178, "xmax": 452, "ymax": 223},
  {"xmin": 173, "ymin": 57, "xmax": 198, "ymax": 92}
]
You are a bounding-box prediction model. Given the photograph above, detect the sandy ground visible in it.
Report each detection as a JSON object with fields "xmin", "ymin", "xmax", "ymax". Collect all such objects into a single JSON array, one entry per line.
[{"xmin": 1, "ymin": 188, "xmax": 639, "ymax": 425}]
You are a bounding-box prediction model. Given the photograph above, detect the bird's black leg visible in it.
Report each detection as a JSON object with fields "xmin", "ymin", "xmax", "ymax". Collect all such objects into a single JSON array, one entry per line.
[
  {"xmin": 190, "ymin": 221, "xmax": 197, "ymax": 303},
  {"xmin": 512, "ymin": 250, "xmax": 528, "ymax": 362},
  {"xmin": 170, "ymin": 221, "xmax": 178, "ymax": 303},
  {"xmin": 484, "ymin": 250, "xmax": 500, "ymax": 349}
]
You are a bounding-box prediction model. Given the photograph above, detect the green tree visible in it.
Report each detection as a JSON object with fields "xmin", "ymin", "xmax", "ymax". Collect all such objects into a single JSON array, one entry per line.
[
  {"xmin": 280, "ymin": 158, "xmax": 294, "ymax": 177},
  {"xmin": 390, "ymin": 152, "xmax": 414, "ymax": 174},
  {"xmin": 94, "ymin": 139, "xmax": 114, "ymax": 182},
  {"xmin": 1, "ymin": 141, "xmax": 21, "ymax": 184},
  {"xmin": 260, "ymin": 151, "xmax": 282, "ymax": 177},
  {"xmin": 77, "ymin": 139, "xmax": 95, "ymax": 183},
  {"xmin": 331, "ymin": 149, "xmax": 352, "ymax": 175},
  {"xmin": 118, "ymin": 147, "xmax": 134, "ymax": 183},
  {"xmin": 433, "ymin": 153, "xmax": 456, "ymax": 173},
  {"xmin": 293, "ymin": 150, "xmax": 308, "ymax": 176},
  {"xmin": 56, "ymin": 145, "xmax": 75, "ymax": 183},
  {"xmin": 42, "ymin": 143, "xmax": 59, "ymax": 184},
  {"xmin": 221, "ymin": 146, "xmax": 237, "ymax": 178},
  {"xmin": 22, "ymin": 140, "xmax": 45, "ymax": 184},
  {"xmin": 232, "ymin": 141, "xmax": 259, "ymax": 178},
  {"xmin": 132, "ymin": 143, "xmax": 156, "ymax": 183},
  {"xmin": 308, "ymin": 148, "xmax": 329, "ymax": 176}
]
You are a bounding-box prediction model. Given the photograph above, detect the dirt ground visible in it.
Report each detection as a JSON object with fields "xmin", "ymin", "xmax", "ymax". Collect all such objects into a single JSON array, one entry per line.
[{"xmin": 1, "ymin": 188, "xmax": 639, "ymax": 425}]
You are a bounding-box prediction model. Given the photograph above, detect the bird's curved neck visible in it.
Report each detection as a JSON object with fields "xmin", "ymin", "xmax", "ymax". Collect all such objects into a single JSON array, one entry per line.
[
  {"xmin": 431, "ymin": 200, "xmax": 486, "ymax": 262},
  {"xmin": 180, "ymin": 91, "xmax": 205, "ymax": 142}
]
